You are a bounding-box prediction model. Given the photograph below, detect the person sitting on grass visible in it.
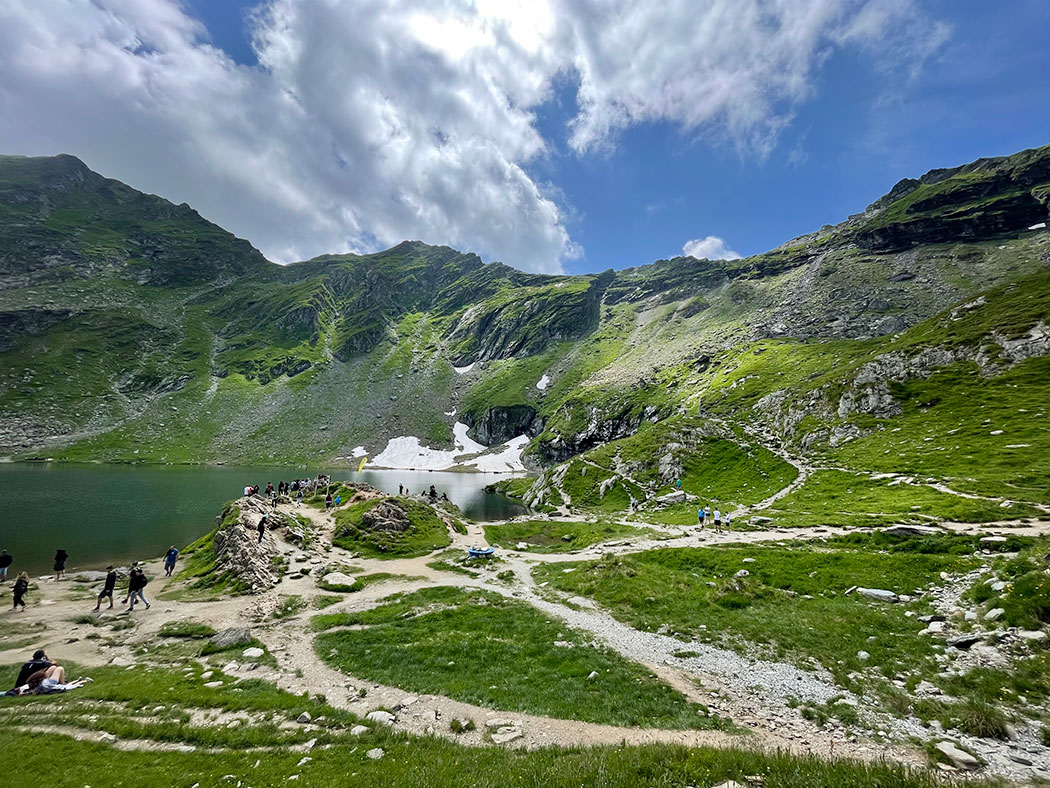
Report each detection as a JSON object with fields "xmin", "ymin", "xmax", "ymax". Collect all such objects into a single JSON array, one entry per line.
[
  {"xmin": 14, "ymin": 649, "xmax": 54, "ymax": 689},
  {"xmin": 94, "ymin": 566, "xmax": 117, "ymax": 611}
]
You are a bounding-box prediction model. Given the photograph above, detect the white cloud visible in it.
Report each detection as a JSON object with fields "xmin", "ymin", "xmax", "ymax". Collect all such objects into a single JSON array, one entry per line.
[
  {"xmin": 682, "ymin": 236, "xmax": 742, "ymax": 261},
  {"xmin": 0, "ymin": 0, "xmax": 946, "ymax": 273}
]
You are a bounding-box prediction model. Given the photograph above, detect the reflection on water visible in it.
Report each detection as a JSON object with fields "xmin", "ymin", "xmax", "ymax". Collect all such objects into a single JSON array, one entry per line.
[{"xmin": 0, "ymin": 464, "xmax": 527, "ymax": 574}]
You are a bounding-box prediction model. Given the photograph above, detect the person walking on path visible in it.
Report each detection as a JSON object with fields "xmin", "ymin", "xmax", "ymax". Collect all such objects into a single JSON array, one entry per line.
[
  {"xmin": 257, "ymin": 515, "xmax": 267, "ymax": 544},
  {"xmin": 0, "ymin": 550, "xmax": 11, "ymax": 581},
  {"xmin": 697, "ymin": 507, "xmax": 706, "ymax": 529},
  {"xmin": 124, "ymin": 567, "xmax": 150, "ymax": 612},
  {"xmin": 53, "ymin": 549, "xmax": 68, "ymax": 581},
  {"xmin": 163, "ymin": 546, "xmax": 179, "ymax": 577},
  {"xmin": 324, "ymin": 492, "xmax": 333, "ymax": 511},
  {"xmin": 713, "ymin": 509, "xmax": 722, "ymax": 531},
  {"xmin": 724, "ymin": 512, "xmax": 731, "ymax": 532},
  {"xmin": 94, "ymin": 566, "xmax": 117, "ymax": 611},
  {"xmin": 11, "ymin": 571, "xmax": 29, "ymax": 611},
  {"xmin": 296, "ymin": 489, "xmax": 303, "ymax": 508}
]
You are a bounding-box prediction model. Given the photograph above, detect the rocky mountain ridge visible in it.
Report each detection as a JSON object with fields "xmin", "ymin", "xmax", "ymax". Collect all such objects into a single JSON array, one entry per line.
[{"xmin": 0, "ymin": 147, "xmax": 1047, "ymax": 513}]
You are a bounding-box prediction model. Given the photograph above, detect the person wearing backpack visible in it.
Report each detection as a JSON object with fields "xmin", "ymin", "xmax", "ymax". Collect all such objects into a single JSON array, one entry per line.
[{"xmin": 124, "ymin": 566, "xmax": 150, "ymax": 612}]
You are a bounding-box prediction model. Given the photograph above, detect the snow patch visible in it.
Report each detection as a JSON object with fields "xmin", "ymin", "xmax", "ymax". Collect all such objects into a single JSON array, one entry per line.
[
  {"xmin": 536, "ymin": 374, "xmax": 550, "ymax": 391},
  {"xmin": 1028, "ymin": 222, "xmax": 1046, "ymax": 230},
  {"xmin": 351, "ymin": 446, "xmax": 367, "ymax": 458},
  {"xmin": 371, "ymin": 422, "xmax": 527, "ymax": 472},
  {"xmin": 453, "ymin": 363, "xmax": 475, "ymax": 374}
]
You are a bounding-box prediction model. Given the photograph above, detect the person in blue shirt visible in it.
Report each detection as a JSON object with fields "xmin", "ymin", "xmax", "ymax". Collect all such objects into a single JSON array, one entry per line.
[{"xmin": 163, "ymin": 546, "xmax": 179, "ymax": 577}]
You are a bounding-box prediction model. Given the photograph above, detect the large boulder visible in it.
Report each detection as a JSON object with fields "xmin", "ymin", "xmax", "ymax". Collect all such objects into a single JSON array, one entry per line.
[
  {"xmin": 209, "ymin": 627, "xmax": 253, "ymax": 649},
  {"xmin": 361, "ymin": 500, "xmax": 412, "ymax": 533}
]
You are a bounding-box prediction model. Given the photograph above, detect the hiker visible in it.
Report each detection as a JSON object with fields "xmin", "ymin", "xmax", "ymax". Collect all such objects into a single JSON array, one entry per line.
[
  {"xmin": 0, "ymin": 550, "xmax": 11, "ymax": 581},
  {"xmin": 440, "ymin": 492, "xmax": 449, "ymax": 502},
  {"xmin": 243, "ymin": 484, "xmax": 253, "ymax": 497},
  {"xmin": 698, "ymin": 507, "xmax": 706, "ymax": 528},
  {"xmin": 399, "ymin": 484, "xmax": 403, "ymax": 495},
  {"xmin": 94, "ymin": 566, "xmax": 117, "ymax": 610},
  {"xmin": 334, "ymin": 493, "xmax": 341, "ymax": 506},
  {"xmin": 164, "ymin": 546, "xmax": 179, "ymax": 576},
  {"xmin": 14, "ymin": 650, "xmax": 57, "ymax": 689},
  {"xmin": 724, "ymin": 512, "xmax": 731, "ymax": 531},
  {"xmin": 265, "ymin": 482, "xmax": 273, "ymax": 496},
  {"xmin": 53, "ymin": 549, "xmax": 68, "ymax": 581},
  {"xmin": 11, "ymin": 571, "xmax": 29, "ymax": 611},
  {"xmin": 295, "ymin": 489, "xmax": 303, "ymax": 508},
  {"xmin": 271, "ymin": 489, "xmax": 279, "ymax": 509},
  {"xmin": 675, "ymin": 478, "xmax": 682, "ymax": 489},
  {"xmin": 324, "ymin": 492, "xmax": 333, "ymax": 511},
  {"xmin": 124, "ymin": 566, "xmax": 150, "ymax": 612},
  {"xmin": 713, "ymin": 508, "xmax": 722, "ymax": 531},
  {"xmin": 428, "ymin": 484, "xmax": 437, "ymax": 500},
  {"xmin": 257, "ymin": 515, "xmax": 267, "ymax": 543}
]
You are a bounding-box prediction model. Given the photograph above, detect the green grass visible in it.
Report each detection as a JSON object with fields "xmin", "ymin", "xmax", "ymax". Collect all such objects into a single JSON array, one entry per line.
[
  {"xmin": 760, "ymin": 470, "xmax": 1041, "ymax": 529},
  {"xmin": 332, "ymin": 497, "xmax": 451, "ymax": 558},
  {"xmin": 157, "ymin": 620, "xmax": 216, "ymax": 639},
  {"xmin": 313, "ymin": 586, "xmax": 727, "ymax": 729},
  {"xmin": 482, "ymin": 519, "xmax": 660, "ymax": 552},
  {"xmin": 313, "ymin": 594, "xmax": 343, "ymax": 609},
  {"xmin": 271, "ymin": 595, "xmax": 307, "ymax": 620},
  {"xmin": 534, "ymin": 541, "xmax": 978, "ymax": 689}
]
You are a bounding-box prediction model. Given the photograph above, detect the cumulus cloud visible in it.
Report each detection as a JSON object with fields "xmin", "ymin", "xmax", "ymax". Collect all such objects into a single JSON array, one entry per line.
[
  {"xmin": 682, "ymin": 236, "xmax": 742, "ymax": 261},
  {"xmin": 0, "ymin": 0, "xmax": 946, "ymax": 272}
]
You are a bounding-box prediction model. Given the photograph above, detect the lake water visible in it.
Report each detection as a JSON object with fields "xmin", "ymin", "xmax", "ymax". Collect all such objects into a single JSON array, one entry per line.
[{"xmin": 0, "ymin": 464, "xmax": 526, "ymax": 574}]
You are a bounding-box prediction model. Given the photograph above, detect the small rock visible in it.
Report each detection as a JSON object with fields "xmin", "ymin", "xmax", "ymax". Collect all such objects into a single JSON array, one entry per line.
[
  {"xmin": 297, "ymin": 712, "xmax": 312, "ymax": 724},
  {"xmin": 947, "ymin": 634, "xmax": 981, "ymax": 650},
  {"xmin": 935, "ymin": 741, "xmax": 981, "ymax": 771},
  {"xmin": 203, "ymin": 681, "xmax": 223, "ymax": 688},
  {"xmin": 734, "ymin": 569, "xmax": 750, "ymax": 578},
  {"xmin": 983, "ymin": 608, "xmax": 1005, "ymax": 622},
  {"xmin": 742, "ymin": 558, "xmax": 756, "ymax": 563},
  {"xmin": 366, "ymin": 710, "xmax": 396, "ymax": 726},
  {"xmin": 856, "ymin": 588, "xmax": 899, "ymax": 603},
  {"xmin": 856, "ymin": 651, "xmax": 870, "ymax": 661},
  {"xmin": 321, "ymin": 572, "xmax": 356, "ymax": 588},
  {"xmin": 587, "ymin": 670, "xmax": 599, "ymax": 680},
  {"xmin": 491, "ymin": 729, "xmax": 523, "ymax": 745},
  {"xmin": 366, "ymin": 748, "xmax": 384, "ymax": 760},
  {"xmin": 99, "ymin": 732, "xmax": 117, "ymax": 743},
  {"xmin": 396, "ymin": 695, "xmax": 418, "ymax": 709},
  {"xmin": 1018, "ymin": 630, "xmax": 1047, "ymax": 642},
  {"xmin": 485, "ymin": 718, "xmax": 521, "ymax": 729},
  {"xmin": 242, "ymin": 647, "xmax": 265, "ymax": 659},
  {"xmin": 350, "ymin": 725, "xmax": 370, "ymax": 736},
  {"xmin": 927, "ymin": 621, "xmax": 946, "ymax": 634},
  {"xmin": 209, "ymin": 627, "xmax": 253, "ymax": 649}
]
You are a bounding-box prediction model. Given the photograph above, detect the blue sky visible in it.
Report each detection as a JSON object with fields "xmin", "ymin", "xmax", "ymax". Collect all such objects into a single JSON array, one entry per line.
[{"xmin": 1, "ymin": 0, "xmax": 1047, "ymax": 274}]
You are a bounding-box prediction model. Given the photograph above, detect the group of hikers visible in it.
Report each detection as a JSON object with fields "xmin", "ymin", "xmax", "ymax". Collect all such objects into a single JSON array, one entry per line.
[
  {"xmin": 3, "ymin": 544, "xmax": 181, "ymax": 613},
  {"xmin": 243, "ymin": 477, "xmax": 336, "ymax": 510},
  {"xmin": 698, "ymin": 505, "xmax": 731, "ymax": 531}
]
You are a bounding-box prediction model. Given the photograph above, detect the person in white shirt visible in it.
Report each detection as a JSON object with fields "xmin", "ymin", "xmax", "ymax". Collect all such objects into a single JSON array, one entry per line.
[{"xmin": 713, "ymin": 509, "xmax": 722, "ymax": 530}]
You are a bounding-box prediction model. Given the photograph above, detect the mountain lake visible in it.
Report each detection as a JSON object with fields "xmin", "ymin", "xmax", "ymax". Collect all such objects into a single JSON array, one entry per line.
[{"xmin": 0, "ymin": 463, "xmax": 526, "ymax": 574}]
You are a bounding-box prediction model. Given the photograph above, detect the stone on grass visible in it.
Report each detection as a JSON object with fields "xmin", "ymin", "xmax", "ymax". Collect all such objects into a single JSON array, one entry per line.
[
  {"xmin": 485, "ymin": 718, "xmax": 521, "ymax": 729},
  {"xmin": 936, "ymin": 741, "xmax": 981, "ymax": 771},
  {"xmin": 350, "ymin": 725, "xmax": 369, "ymax": 736},
  {"xmin": 856, "ymin": 588, "xmax": 899, "ymax": 603},
  {"xmin": 734, "ymin": 569, "xmax": 750, "ymax": 578},
  {"xmin": 99, "ymin": 732, "xmax": 117, "ymax": 743},
  {"xmin": 990, "ymin": 581, "xmax": 1007, "ymax": 592},
  {"xmin": 203, "ymin": 681, "xmax": 223, "ymax": 688},
  {"xmin": 587, "ymin": 670, "xmax": 599, "ymax": 680},
  {"xmin": 984, "ymin": 608, "xmax": 1005, "ymax": 622},
  {"xmin": 322, "ymin": 572, "xmax": 356, "ymax": 589},
  {"xmin": 979, "ymin": 536, "xmax": 1008, "ymax": 544},
  {"xmin": 491, "ymin": 728, "xmax": 524, "ymax": 745},
  {"xmin": 242, "ymin": 647, "xmax": 265, "ymax": 659},
  {"xmin": 366, "ymin": 748, "xmax": 384, "ymax": 760},
  {"xmin": 947, "ymin": 634, "xmax": 981, "ymax": 650},
  {"xmin": 366, "ymin": 710, "xmax": 396, "ymax": 726},
  {"xmin": 1018, "ymin": 630, "xmax": 1047, "ymax": 642},
  {"xmin": 297, "ymin": 712, "xmax": 312, "ymax": 724},
  {"xmin": 209, "ymin": 627, "xmax": 253, "ymax": 649},
  {"xmin": 856, "ymin": 651, "xmax": 870, "ymax": 661}
]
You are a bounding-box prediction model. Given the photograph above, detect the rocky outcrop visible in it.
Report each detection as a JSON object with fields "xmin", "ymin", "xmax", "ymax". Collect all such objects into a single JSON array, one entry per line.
[
  {"xmin": 463, "ymin": 405, "xmax": 543, "ymax": 446},
  {"xmin": 361, "ymin": 499, "xmax": 412, "ymax": 533},
  {"xmin": 211, "ymin": 496, "xmax": 301, "ymax": 593}
]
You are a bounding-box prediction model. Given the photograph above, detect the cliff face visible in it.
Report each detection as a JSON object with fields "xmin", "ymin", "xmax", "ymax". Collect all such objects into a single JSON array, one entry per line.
[{"xmin": 0, "ymin": 146, "xmax": 1047, "ymax": 472}]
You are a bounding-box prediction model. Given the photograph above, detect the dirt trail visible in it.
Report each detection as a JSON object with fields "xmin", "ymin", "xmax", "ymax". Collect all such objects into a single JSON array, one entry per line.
[{"xmin": 6, "ymin": 496, "xmax": 1047, "ymax": 777}]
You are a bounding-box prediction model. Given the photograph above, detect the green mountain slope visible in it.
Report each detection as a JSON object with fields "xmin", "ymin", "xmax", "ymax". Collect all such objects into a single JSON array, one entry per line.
[{"xmin": 0, "ymin": 146, "xmax": 1047, "ymax": 525}]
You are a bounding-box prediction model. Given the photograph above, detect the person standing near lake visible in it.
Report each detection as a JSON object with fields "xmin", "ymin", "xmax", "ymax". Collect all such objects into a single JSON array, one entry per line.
[
  {"xmin": 11, "ymin": 571, "xmax": 28, "ymax": 611},
  {"xmin": 324, "ymin": 492, "xmax": 333, "ymax": 511},
  {"xmin": 257, "ymin": 515, "xmax": 267, "ymax": 544},
  {"xmin": 296, "ymin": 489, "xmax": 303, "ymax": 508},
  {"xmin": 0, "ymin": 550, "xmax": 11, "ymax": 581},
  {"xmin": 53, "ymin": 549, "xmax": 68, "ymax": 581},
  {"xmin": 94, "ymin": 566, "xmax": 117, "ymax": 611},
  {"xmin": 124, "ymin": 566, "xmax": 150, "ymax": 612},
  {"xmin": 163, "ymin": 546, "xmax": 179, "ymax": 577}
]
